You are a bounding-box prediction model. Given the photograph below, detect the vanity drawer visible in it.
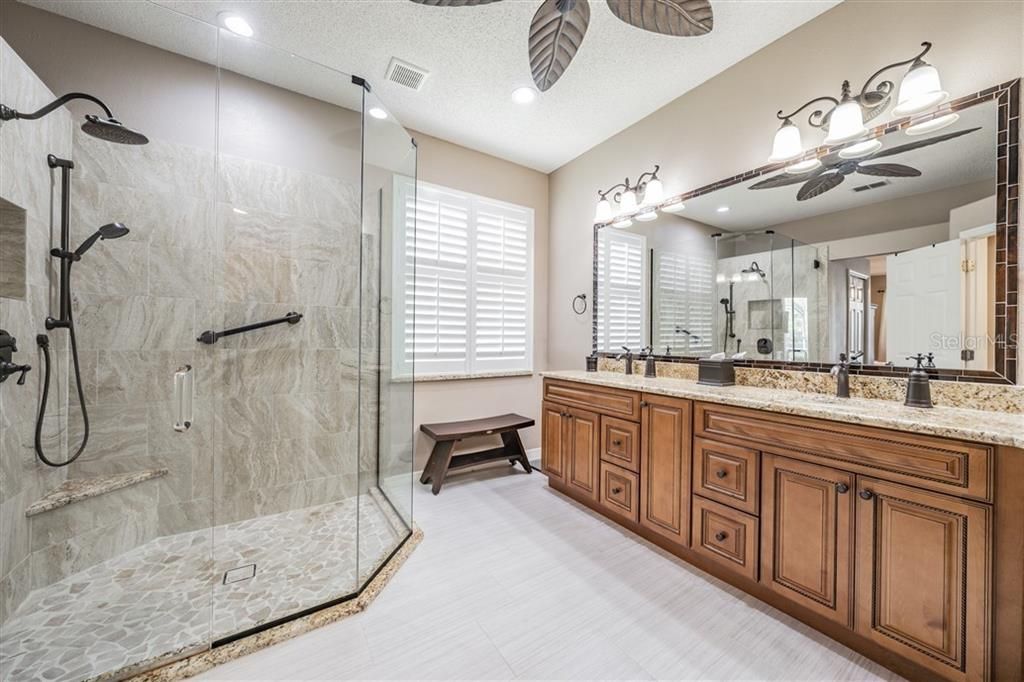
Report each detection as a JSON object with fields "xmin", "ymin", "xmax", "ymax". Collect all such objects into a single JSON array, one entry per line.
[
  {"xmin": 600, "ymin": 462, "xmax": 639, "ymax": 524},
  {"xmin": 691, "ymin": 496, "xmax": 759, "ymax": 582},
  {"xmin": 601, "ymin": 416, "xmax": 640, "ymax": 472},
  {"xmin": 694, "ymin": 402, "xmax": 993, "ymax": 502},
  {"xmin": 544, "ymin": 379, "xmax": 641, "ymax": 421},
  {"xmin": 693, "ymin": 437, "xmax": 759, "ymax": 515}
]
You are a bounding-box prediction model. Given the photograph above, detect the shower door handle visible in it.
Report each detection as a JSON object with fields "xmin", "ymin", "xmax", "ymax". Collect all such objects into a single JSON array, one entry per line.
[{"xmin": 173, "ymin": 364, "xmax": 193, "ymax": 432}]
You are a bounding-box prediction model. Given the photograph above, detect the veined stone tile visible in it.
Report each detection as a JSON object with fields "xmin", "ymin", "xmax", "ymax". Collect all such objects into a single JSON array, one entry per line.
[
  {"xmin": 215, "ymin": 248, "xmax": 278, "ymax": 304},
  {"xmin": 274, "ymin": 257, "xmax": 358, "ymax": 308},
  {"xmin": 73, "ymin": 293, "xmax": 196, "ymax": 352},
  {"xmin": 66, "ymin": 401, "xmax": 148, "ymax": 463},
  {"xmin": 28, "ymin": 477, "xmax": 158, "ymax": 551},
  {"xmin": 95, "ymin": 350, "xmax": 194, "ymax": 405},
  {"xmin": 149, "ymin": 244, "xmax": 213, "ymax": 300}
]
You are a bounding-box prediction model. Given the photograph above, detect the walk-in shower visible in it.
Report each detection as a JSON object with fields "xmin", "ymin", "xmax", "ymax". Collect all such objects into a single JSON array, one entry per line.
[{"xmin": 0, "ymin": 4, "xmax": 416, "ymax": 680}]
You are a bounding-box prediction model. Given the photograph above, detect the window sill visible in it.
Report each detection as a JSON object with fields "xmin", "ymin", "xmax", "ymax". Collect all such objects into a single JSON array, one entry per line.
[{"xmin": 391, "ymin": 370, "xmax": 535, "ymax": 384}]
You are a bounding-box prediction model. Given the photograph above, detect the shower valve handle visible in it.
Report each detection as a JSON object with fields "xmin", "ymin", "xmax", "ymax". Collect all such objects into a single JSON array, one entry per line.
[{"xmin": 0, "ymin": 360, "xmax": 31, "ymax": 385}]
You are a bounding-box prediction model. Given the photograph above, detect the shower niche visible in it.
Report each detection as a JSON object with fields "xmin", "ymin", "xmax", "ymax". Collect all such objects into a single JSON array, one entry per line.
[{"xmin": 0, "ymin": 5, "xmax": 416, "ymax": 681}]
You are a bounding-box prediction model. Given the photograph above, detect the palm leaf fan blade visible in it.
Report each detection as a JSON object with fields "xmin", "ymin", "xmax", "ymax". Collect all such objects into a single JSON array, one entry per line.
[
  {"xmin": 796, "ymin": 171, "xmax": 844, "ymax": 201},
  {"xmin": 529, "ymin": 0, "xmax": 591, "ymax": 91},
  {"xmin": 872, "ymin": 126, "xmax": 981, "ymax": 159},
  {"xmin": 856, "ymin": 163, "xmax": 921, "ymax": 178},
  {"xmin": 749, "ymin": 167, "xmax": 824, "ymax": 190},
  {"xmin": 606, "ymin": 0, "xmax": 712, "ymax": 37}
]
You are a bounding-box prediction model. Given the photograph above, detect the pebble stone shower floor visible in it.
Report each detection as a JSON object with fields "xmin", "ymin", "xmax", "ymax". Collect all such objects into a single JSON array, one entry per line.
[{"xmin": 0, "ymin": 491, "xmax": 408, "ymax": 682}]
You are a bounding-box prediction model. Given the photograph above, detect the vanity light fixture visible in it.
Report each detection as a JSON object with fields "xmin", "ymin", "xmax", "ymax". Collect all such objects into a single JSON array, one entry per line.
[
  {"xmin": 838, "ymin": 138, "xmax": 883, "ymax": 159},
  {"xmin": 784, "ymin": 158, "xmax": 822, "ymax": 174},
  {"xmin": 593, "ymin": 164, "xmax": 662, "ymax": 224},
  {"xmin": 768, "ymin": 42, "xmax": 948, "ymax": 162},
  {"xmin": 662, "ymin": 199, "xmax": 686, "ymax": 213},
  {"xmin": 219, "ymin": 12, "xmax": 254, "ymax": 37},
  {"xmin": 905, "ymin": 112, "xmax": 959, "ymax": 136}
]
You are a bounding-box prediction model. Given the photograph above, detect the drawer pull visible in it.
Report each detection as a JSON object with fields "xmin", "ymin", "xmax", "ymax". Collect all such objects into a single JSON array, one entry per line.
[
  {"xmin": 611, "ymin": 486, "xmax": 623, "ymax": 494},
  {"xmin": 612, "ymin": 439, "xmax": 623, "ymax": 447},
  {"xmin": 858, "ymin": 490, "xmax": 874, "ymax": 500},
  {"xmin": 715, "ymin": 469, "xmax": 728, "ymax": 479},
  {"xmin": 836, "ymin": 482, "xmax": 849, "ymax": 494},
  {"xmin": 714, "ymin": 531, "xmax": 728, "ymax": 542}
]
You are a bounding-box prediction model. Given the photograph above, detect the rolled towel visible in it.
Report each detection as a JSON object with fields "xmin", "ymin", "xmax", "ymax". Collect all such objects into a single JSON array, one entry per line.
[{"xmin": 710, "ymin": 352, "xmax": 727, "ymax": 361}]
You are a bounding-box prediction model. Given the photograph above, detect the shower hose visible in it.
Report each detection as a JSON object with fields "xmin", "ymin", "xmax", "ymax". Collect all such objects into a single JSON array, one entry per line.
[{"xmin": 34, "ymin": 265, "xmax": 90, "ymax": 468}]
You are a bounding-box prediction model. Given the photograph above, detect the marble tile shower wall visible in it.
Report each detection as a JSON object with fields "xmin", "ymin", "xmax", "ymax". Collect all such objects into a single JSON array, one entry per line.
[
  {"xmin": 64, "ymin": 130, "xmax": 366, "ymax": 536},
  {"xmin": 0, "ymin": 39, "xmax": 74, "ymax": 623}
]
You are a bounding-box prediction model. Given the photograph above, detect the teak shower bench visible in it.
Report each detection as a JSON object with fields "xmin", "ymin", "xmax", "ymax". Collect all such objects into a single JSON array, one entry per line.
[{"xmin": 419, "ymin": 413, "xmax": 535, "ymax": 494}]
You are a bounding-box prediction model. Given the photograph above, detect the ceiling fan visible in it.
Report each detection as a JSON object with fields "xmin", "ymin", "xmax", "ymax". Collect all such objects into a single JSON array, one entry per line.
[
  {"xmin": 410, "ymin": 0, "xmax": 714, "ymax": 92},
  {"xmin": 748, "ymin": 126, "xmax": 981, "ymax": 201}
]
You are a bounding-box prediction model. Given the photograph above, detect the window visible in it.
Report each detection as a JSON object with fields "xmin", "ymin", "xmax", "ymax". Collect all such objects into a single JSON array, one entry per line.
[
  {"xmin": 597, "ymin": 229, "xmax": 647, "ymax": 352},
  {"xmin": 393, "ymin": 178, "xmax": 533, "ymax": 377}
]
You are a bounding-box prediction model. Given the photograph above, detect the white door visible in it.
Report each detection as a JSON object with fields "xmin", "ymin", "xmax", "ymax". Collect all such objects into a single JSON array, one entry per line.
[{"xmin": 886, "ymin": 239, "xmax": 962, "ymax": 368}]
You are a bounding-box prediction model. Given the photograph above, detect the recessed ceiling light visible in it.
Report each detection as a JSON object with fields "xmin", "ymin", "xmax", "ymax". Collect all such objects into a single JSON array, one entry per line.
[
  {"xmin": 219, "ymin": 12, "xmax": 254, "ymax": 38},
  {"xmin": 611, "ymin": 217, "xmax": 633, "ymax": 229},
  {"xmin": 368, "ymin": 107, "xmax": 388, "ymax": 120},
  {"xmin": 716, "ymin": 206, "xmax": 730, "ymax": 213},
  {"xmin": 838, "ymin": 139, "xmax": 882, "ymax": 159},
  {"xmin": 232, "ymin": 207, "xmax": 248, "ymax": 215},
  {"xmin": 635, "ymin": 210, "xmax": 658, "ymax": 222},
  {"xmin": 511, "ymin": 86, "xmax": 537, "ymax": 104},
  {"xmin": 784, "ymin": 158, "xmax": 822, "ymax": 174},
  {"xmin": 905, "ymin": 112, "xmax": 959, "ymax": 136}
]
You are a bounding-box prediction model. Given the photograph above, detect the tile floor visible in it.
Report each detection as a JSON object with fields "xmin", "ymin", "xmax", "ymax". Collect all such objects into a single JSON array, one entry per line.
[
  {"xmin": 199, "ymin": 466, "xmax": 905, "ymax": 681},
  {"xmin": 0, "ymin": 491, "xmax": 407, "ymax": 682}
]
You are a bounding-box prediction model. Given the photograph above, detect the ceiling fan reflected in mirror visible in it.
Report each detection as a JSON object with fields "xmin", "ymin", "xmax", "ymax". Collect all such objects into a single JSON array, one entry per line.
[
  {"xmin": 749, "ymin": 126, "xmax": 981, "ymax": 201},
  {"xmin": 409, "ymin": 0, "xmax": 714, "ymax": 92}
]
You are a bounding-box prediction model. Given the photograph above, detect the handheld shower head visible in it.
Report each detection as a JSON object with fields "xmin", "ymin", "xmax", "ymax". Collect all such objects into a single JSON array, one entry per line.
[
  {"xmin": 73, "ymin": 223, "xmax": 130, "ymax": 259},
  {"xmin": 82, "ymin": 115, "xmax": 149, "ymax": 145}
]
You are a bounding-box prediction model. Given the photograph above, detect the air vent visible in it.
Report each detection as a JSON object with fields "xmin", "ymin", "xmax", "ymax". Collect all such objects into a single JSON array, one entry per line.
[
  {"xmin": 851, "ymin": 180, "xmax": 891, "ymax": 193},
  {"xmin": 386, "ymin": 58, "xmax": 429, "ymax": 91}
]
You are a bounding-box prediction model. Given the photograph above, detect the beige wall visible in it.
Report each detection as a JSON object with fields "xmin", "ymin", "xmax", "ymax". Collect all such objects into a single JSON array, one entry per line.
[
  {"xmin": 409, "ymin": 131, "xmax": 549, "ymax": 468},
  {"xmin": 547, "ymin": 0, "xmax": 1024, "ymax": 376}
]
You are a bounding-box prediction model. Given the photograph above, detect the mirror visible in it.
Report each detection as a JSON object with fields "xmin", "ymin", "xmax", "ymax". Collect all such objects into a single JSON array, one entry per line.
[{"xmin": 595, "ymin": 97, "xmax": 1007, "ymax": 377}]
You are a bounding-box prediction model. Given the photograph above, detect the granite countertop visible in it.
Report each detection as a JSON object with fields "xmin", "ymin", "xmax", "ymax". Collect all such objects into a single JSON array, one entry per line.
[
  {"xmin": 542, "ymin": 370, "xmax": 1024, "ymax": 449},
  {"xmin": 25, "ymin": 468, "xmax": 169, "ymax": 517}
]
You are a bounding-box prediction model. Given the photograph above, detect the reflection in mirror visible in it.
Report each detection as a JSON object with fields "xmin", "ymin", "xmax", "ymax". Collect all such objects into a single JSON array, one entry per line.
[{"xmin": 595, "ymin": 98, "xmax": 1001, "ymax": 375}]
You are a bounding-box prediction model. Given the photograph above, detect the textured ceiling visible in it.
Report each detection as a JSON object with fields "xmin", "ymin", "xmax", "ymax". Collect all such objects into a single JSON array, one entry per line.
[{"xmin": 21, "ymin": 0, "xmax": 840, "ymax": 172}]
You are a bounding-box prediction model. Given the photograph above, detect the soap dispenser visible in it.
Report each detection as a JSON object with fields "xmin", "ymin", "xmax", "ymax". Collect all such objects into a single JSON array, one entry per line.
[
  {"xmin": 642, "ymin": 346, "xmax": 657, "ymax": 378},
  {"xmin": 904, "ymin": 353, "xmax": 935, "ymax": 408}
]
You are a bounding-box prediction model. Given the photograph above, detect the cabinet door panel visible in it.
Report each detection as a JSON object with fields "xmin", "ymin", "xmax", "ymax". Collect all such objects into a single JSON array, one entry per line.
[
  {"xmin": 639, "ymin": 394, "xmax": 692, "ymax": 546},
  {"xmin": 566, "ymin": 408, "xmax": 600, "ymax": 502},
  {"xmin": 541, "ymin": 401, "xmax": 567, "ymax": 482},
  {"xmin": 761, "ymin": 454, "xmax": 854, "ymax": 627},
  {"xmin": 855, "ymin": 477, "xmax": 991, "ymax": 682}
]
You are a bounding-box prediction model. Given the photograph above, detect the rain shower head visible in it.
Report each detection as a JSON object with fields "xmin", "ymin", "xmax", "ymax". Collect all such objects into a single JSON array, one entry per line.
[
  {"xmin": 0, "ymin": 92, "xmax": 149, "ymax": 145},
  {"xmin": 742, "ymin": 261, "xmax": 768, "ymax": 280},
  {"xmin": 73, "ymin": 223, "xmax": 130, "ymax": 259},
  {"xmin": 82, "ymin": 115, "xmax": 149, "ymax": 145}
]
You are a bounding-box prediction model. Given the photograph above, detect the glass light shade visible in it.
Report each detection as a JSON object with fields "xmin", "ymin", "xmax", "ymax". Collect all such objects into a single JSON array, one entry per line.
[
  {"xmin": 905, "ymin": 112, "xmax": 959, "ymax": 136},
  {"xmin": 635, "ymin": 209, "xmax": 658, "ymax": 222},
  {"xmin": 893, "ymin": 62, "xmax": 948, "ymax": 116},
  {"xmin": 769, "ymin": 120, "xmax": 803, "ymax": 162},
  {"xmin": 824, "ymin": 100, "xmax": 867, "ymax": 145},
  {"xmin": 642, "ymin": 178, "xmax": 663, "ymax": 206},
  {"xmin": 838, "ymin": 139, "xmax": 882, "ymax": 159},
  {"xmin": 618, "ymin": 189, "xmax": 638, "ymax": 215},
  {"xmin": 784, "ymin": 158, "xmax": 822, "ymax": 174},
  {"xmin": 611, "ymin": 217, "xmax": 633, "ymax": 229},
  {"xmin": 594, "ymin": 198, "xmax": 612, "ymax": 222},
  {"xmin": 662, "ymin": 200, "xmax": 686, "ymax": 213}
]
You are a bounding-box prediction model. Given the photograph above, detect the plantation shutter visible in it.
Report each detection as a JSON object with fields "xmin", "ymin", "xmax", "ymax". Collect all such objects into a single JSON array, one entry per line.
[
  {"xmin": 597, "ymin": 230, "xmax": 647, "ymax": 352},
  {"xmin": 653, "ymin": 251, "xmax": 714, "ymax": 355},
  {"xmin": 393, "ymin": 179, "xmax": 534, "ymax": 376}
]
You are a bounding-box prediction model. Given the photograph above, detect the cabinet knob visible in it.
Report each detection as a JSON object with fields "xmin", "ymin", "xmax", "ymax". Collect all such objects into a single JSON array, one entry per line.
[
  {"xmin": 611, "ymin": 486, "xmax": 623, "ymax": 495},
  {"xmin": 858, "ymin": 490, "xmax": 874, "ymax": 500},
  {"xmin": 612, "ymin": 439, "xmax": 623, "ymax": 447},
  {"xmin": 715, "ymin": 469, "xmax": 728, "ymax": 479},
  {"xmin": 836, "ymin": 483, "xmax": 849, "ymax": 494},
  {"xmin": 640, "ymin": 400, "xmax": 649, "ymax": 408},
  {"xmin": 714, "ymin": 531, "xmax": 728, "ymax": 542}
]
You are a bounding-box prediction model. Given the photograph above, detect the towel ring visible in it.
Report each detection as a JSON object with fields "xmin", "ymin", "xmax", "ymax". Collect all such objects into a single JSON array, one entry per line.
[{"xmin": 572, "ymin": 293, "xmax": 587, "ymax": 315}]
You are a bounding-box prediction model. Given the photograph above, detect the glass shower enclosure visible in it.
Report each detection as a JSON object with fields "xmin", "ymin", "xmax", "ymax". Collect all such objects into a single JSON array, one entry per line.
[{"xmin": 0, "ymin": 5, "xmax": 415, "ymax": 680}]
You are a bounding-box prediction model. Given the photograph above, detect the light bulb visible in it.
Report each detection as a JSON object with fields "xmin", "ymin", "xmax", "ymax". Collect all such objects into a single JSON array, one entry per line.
[
  {"xmin": 642, "ymin": 178, "xmax": 663, "ymax": 206},
  {"xmin": 838, "ymin": 139, "xmax": 882, "ymax": 159},
  {"xmin": 220, "ymin": 13, "xmax": 254, "ymax": 37},
  {"xmin": 893, "ymin": 61, "xmax": 948, "ymax": 116},
  {"xmin": 769, "ymin": 119, "xmax": 803, "ymax": 162},
  {"xmin": 594, "ymin": 198, "xmax": 612, "ymax": 223},
  {"xmin": 619, "ymin": 189, "xmax": 637, "ymax": 215},
  {"xmin": 905, "ymin": 112, "xmax": 959, "ymax": 136},
  {"xmin": 635, "ymin": 209, "xmax": 658, "ymax": 222},
  {"xmin": 824, "ymin": 98, "xmax": 867, "ymax": 145}
]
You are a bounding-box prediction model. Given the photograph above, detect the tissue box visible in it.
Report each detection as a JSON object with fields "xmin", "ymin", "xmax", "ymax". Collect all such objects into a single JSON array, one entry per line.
[{"xmin": 698, "ymin": 359, "xmax": 735, "ymax": 387}]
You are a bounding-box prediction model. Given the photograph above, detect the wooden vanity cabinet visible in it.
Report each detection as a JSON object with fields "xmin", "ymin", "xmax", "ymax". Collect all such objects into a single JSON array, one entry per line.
[
  {"xmin": 541, "ymin": 401, "xmax": 600, "ymax": 502},
  {"xmin": 639, "ymin": 393, "xmax": 692, "ymax": 547}
]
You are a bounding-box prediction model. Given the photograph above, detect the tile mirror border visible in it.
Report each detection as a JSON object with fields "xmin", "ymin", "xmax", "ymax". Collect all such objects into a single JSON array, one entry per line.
[{"xmin": 591, "ymin": 78, "xmax": 1021, "ymax": 385}]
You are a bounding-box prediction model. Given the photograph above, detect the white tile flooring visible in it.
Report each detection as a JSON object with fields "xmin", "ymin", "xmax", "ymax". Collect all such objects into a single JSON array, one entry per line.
[{"xmin": 200, "ymin": 466, "xmax": 905, "ymax": 681}]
